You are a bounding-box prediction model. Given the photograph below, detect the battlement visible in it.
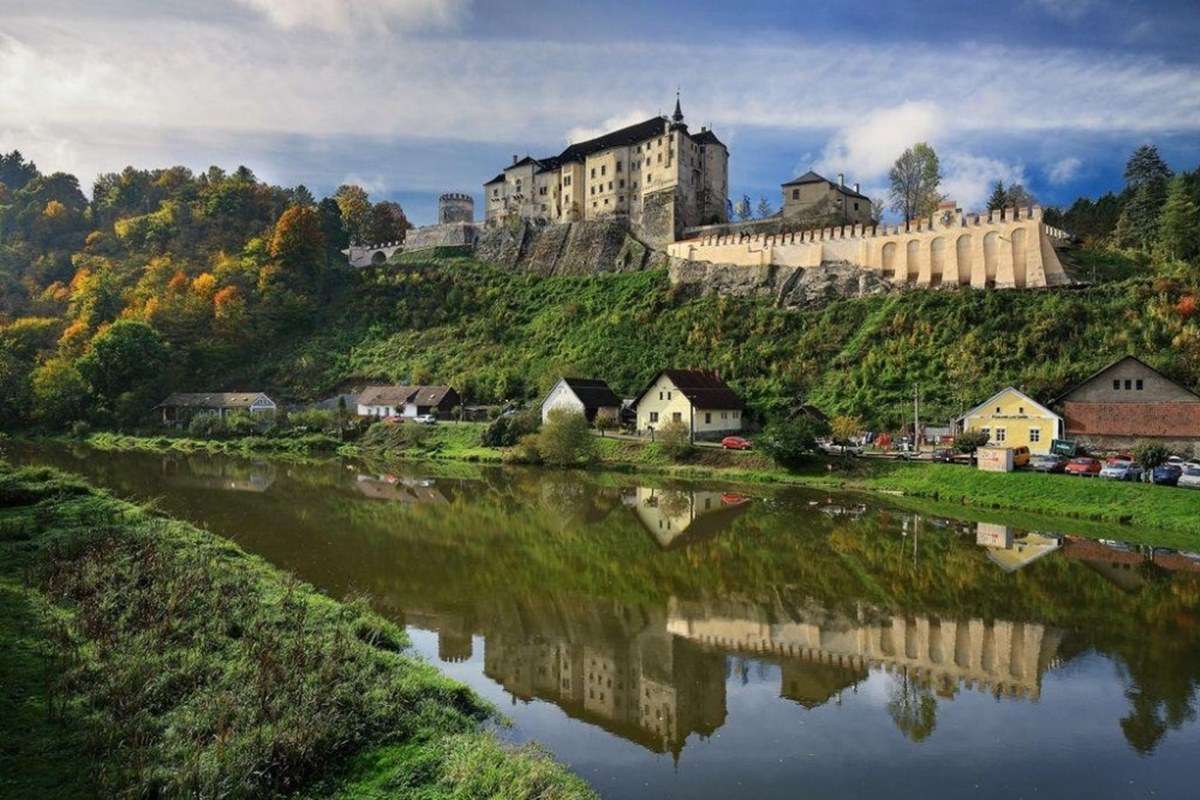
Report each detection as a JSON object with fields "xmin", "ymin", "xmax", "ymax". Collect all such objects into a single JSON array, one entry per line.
[
  {"xmin": 439, "ymin": 192, "xmax": 473, "ymax": 203},
  {"xmin": 668, "ymin": 203, "xmax": 1071, "ymax": 290}
]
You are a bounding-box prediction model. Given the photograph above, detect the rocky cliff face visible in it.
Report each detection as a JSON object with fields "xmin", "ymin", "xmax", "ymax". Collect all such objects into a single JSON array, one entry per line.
[
  {"xmin": 474, "ymin": 220, "xmax": 654, "ymax": 276},
  {"xmin": 668, "ymin": 259, "xmax": 895, "ymax": 308}
]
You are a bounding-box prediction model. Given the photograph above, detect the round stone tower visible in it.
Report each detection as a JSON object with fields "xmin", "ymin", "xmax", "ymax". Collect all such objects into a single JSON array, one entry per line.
[{"xmin": 438, "ymin": 192, "xmax": 475, "ymax": 224}]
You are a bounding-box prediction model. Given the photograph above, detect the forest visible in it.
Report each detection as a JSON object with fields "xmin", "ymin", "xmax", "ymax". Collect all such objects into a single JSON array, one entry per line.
[{"xmin": 1, "ymin": 145, "xmax": 1198, "ymax": 432}]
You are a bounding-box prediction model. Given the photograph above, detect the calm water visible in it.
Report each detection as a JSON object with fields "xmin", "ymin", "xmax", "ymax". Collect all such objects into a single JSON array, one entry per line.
[{"xmin": 7, "ymin": 442, "xmax": 1200, "ymax": 799}]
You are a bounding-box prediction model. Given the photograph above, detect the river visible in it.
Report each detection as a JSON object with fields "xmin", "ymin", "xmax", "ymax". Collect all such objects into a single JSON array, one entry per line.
[{"xmin": 6, "ymin": 441, "xmax": 1200, "ymax": 799}]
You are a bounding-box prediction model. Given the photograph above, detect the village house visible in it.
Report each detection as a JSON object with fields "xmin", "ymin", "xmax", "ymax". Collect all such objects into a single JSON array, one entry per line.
[
  {"xmin": 540, "ymin": 377, "xmax": 622, "ymax": 424},
  {"xmin": 356, "ymin": 385, "xmax": 461, "ymax": 419},
  {"xmin": 1052, "ymin": 355, "xmax": 1200, "ymax": 456},
  {"xmin": 955, "ymin": 387, "xmax": 1063, "ymax": 455},
  {"xmin": 780, "ymin": 170, "xmax": 873, "ymax": 226},
  {"xmin": 633, "ymin": 369, "xmax": 744, "ymax": 439},
  {"xmin": 156, "ymin": 392, "xmax": 277, "ymax": 427}
]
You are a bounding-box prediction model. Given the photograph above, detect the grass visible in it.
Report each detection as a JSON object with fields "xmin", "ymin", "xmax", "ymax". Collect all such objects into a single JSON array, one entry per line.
[{"xmin": 0, "ymin": 461, "xmax": 594, "ymax": 799}]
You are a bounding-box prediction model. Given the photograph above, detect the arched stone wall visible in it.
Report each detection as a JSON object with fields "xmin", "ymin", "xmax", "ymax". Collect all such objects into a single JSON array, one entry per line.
[
  {"xmin": 983, "ymin": 232, "xmax": 999, "ymax": 288},
  {"xmin": 905, "ymin": 240, "xmax": 920, "ymax": 284},
  {"xmin": 882, "ymin": 242, "xmax": 897, "ymax": 278},
  {"xmin": 930, "ymin": 237, "xmax": 946, "ymax": 286},
  {"xmin": 371, "ymin": 250, "xmax": 387, "ymax": 266},
  {"xmin": 1011, "ymin": 228, "xmax": 1027, "ymax": 288},
  {"xmin": 956, "ymin": 234, "xmax": 973, "ymax": 286}
]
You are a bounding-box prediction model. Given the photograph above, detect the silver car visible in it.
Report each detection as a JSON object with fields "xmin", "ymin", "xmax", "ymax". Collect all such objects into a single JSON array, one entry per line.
[
  {"xmin": 1178, "ymin": 464, "xmax": 1200, "ymax": 489},
  {"xmin": 1099, "ymin": 460, "xmax": 1143, "ymax": 481}
]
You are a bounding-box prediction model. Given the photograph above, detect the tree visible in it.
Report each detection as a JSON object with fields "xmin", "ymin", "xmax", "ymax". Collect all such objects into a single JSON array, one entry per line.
[
  {"xmin": 1005, "ymin": 183, "xmax": 1034, "ymax": 209},
  {"xmin": 1116, "ymin": 182, "xmax": 1169, "ymax": 250},
  {"xmin": 76, "ymin": 320, "xmax": 169, "ymax": 426},
  {"xmin": 364, "ymin": 201, "xmax": 409, "ymax": 244},
  {"xmin": 594, "ymin": 408, "xmax": 619, "ymax": 437},
  {"xmin": 1133, "ymin": 441, "xmax": 1171, "ymax": 470},
  {"xmin": 536, "ymin": 408, "xmax": 594, "ymax": 466},
  {"xmin": 986, "ymin": 181, "xmax": 1008, "ymax": 211},
  {"xmin": 759, "ymin": 417, "xmax": 829, "ymax": 468},
  {"xmin": 888, "ymin": 142, "xmax": 942, "ymax": 221},
  {"xmin": 887, "ymin": 670, "xmax": 937, "ymax": 743},
  {"xmin": 656, "ymin": 419, "xmax": 693, "ymax": 460},
  {"xmin": 30, "ymin": 357, "xmax": 88, "ymax": 429},
  {"xmin": 269, "ymin": 205, "xmax": 326, "ymax": 285},
  {"xmin": 755, "ymin": 196, "xmax": 773, "ymax": 219},
  {"xmin": 736, "ymin": 195, "xmax": 752, "ymax": 221},
  {"xmin": 954, "ymin": 430, "xmax": 991, "ymax": 453},
  {"xmin": 289, "ymin": 184, "xmax": 315, "ymax": 208},
  {"xmin": 830, "ymin": 414, "xmax": 863, "ymax": 447},
  {"xmin": 1158, "ymin": 175, "xmax": 1200, "ymax": 261},
  {"xmin": 334, "ymin": 185, "xmax": 371, "ymax": 243},
  {"xmin": 1125, "ymin": 144, "xmax": 1173, "ymax": 190}
]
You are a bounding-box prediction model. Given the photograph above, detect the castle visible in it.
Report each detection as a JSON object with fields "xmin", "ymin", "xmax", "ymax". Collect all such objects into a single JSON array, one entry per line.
[{"xmin": 483, "ymin": 95, "xmax": 729, "ymax": 246}]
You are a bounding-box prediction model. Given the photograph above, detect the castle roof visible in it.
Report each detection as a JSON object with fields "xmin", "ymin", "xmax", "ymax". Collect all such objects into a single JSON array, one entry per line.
[
  {"xmin": 782, "ymin": 170, "xmax": 870, "ymax": 200},
  {"xmin": 555, "ymin": 116, "xmax": 671, "ymax": 165},
  {"xmin": 691, "ymin": 128, "xmax": 726, "ymax": 149},
  {"xmin": 484, "ymin": 173, "xmax": 505, "ymax": 185}
]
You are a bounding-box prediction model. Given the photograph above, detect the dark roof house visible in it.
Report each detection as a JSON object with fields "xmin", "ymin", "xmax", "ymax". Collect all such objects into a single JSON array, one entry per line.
[{"xmin": 634, "ymin": 369, "xmax": 744, "ymax": 410}]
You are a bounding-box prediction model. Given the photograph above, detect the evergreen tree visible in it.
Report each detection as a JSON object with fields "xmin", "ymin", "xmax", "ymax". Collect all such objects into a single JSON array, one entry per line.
[
  {"xmin": 986, "ymin": 181, "xmax": 1007, "ymax": 211},
  {"xmin": 1114, "ymin": 145, "xmax": 1174, "ymax": 250},
  {"xmin": 1158, "ymin": 174, "xmax": 1200, "ymax": 261},
  {"xmin": 755, "ymin": 196, "xmax": 773, "ymax": 219},
  {"xmin": 1125, "ymin": 144, "xmax": 1173, "ymax": 189}
]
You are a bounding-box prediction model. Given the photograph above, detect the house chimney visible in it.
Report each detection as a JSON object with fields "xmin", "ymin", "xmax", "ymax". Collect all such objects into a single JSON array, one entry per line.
[
  {"xmin": 854, "ymin": 182, "xmax": 860, "ymax": 193},
  {"xmin": 838, "ymin": 173, "xmax": 845, "ymax": 187},
  {"xmin": 512, "ymin": 154, "xmax": 518, "ymax": 165}
]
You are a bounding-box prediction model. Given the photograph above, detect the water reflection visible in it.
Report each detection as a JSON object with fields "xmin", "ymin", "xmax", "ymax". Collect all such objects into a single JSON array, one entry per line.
[{"xmin": 7, "ymin": 442, "xmax": 1200, "ymax": 797}]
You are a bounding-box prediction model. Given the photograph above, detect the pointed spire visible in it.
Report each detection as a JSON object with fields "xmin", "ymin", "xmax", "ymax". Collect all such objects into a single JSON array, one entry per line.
[{"xmin": 672, "ymin": 89, "xmax": 683, "ymax": 122}]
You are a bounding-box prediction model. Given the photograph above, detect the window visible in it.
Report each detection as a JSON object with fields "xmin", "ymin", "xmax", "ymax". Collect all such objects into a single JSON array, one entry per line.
[
  {"xmin": 657, "ymin": 153, "xmax": 662, "ymax": 163},
  {"xmin": 704, "ymin": 412, "xmax": 711, "ymax": 424},
  {"xmin": 1113, "ymin": 379, "xmax": 1121, "ymax": 390},
  {"xmin": 792, "ymin": 189, "xmax": 799, "ymax": 200},
  {"xmin": 492, "ymin": 189, "xmax": 498, "ymax": 197},
  {"xmin": 854, "ymin": 202, "xmax": 860, "ymax": 210},
  {"xmin": 616, "ymin": 161, "xmax": 622, "ymax": 172},
  {"xmin": 647, "ymin": 174, "xmax": 653, "ymax": 183},
  {"xmin": 1030, "ymin": 428, "xmax": 1041, "ymax": 443},
  {"xmin": 618, "ymin": 195, "xmax": 624, "ymax": 203},
  {"xmin": 619, "ymin": 179, "xmax": 625, "ymax": 188},
  {"xmin": 721, "ymin": 411, "xmax": 727, "ymax": 420},
  {"xmin": 672, "ymin": 412, "xmax": 682, "ymax": 422},
  {"xmin": 1136, "ymin": 379, "xmax": 1144, "ymax": 390},
  {"xmin": 649, "ymin": 412, "xmax": 658, "ymax": 423},
  {"xmin": 590, "ymin": 186, "xmax": 595, "ymax": 195},
  {"xmin": 608, "ymin": 181, "xmax": 613, "ymax": 190},
  {"xmin": 995, "ymin": 429, "xmax": 1006, "ymax": 442},
  {"xmin": 996, "ymin": 407, "xmax": 1001, "ymax": 414},
  {"xmin": 982, "ymin": 427, "xmax": 991, "ymax": 438},
  {"xmin": 1125, "ymin": 379, "xmax": 1132, "ymax": 390},
  {"xmin": 667, "ymin": 391, "xmax": 672, "ymax": 400},
  {"xmin": 601, "ymin": 165, "xmax": 606, "ymax": 176},
  {"xmin": 1018, "ymin": 407, "xmax": 1024, "ymax": 414},
  {"xmin": 604, "ymin": 198, "xmax": 608, "ymax": 205},
  {"xmin": 563, "ymin": 175, "xmax": 571, "ymax": 186},
  {"xmin": 590, "ymin": 168, "xmax": 596, "ymax": 178},
  {"xmin": 539, "ymin": 186, "xmax": 547, "ymax": 195},
  {"xmin": 659, "ymin": 391, "xmax": 663, "ymax": 400},
  {"xmin": 541, "ymin": 204, "xmax": 547, "ymax": 211},
  {"xmin": 733, "ymin": 410, "xmax": 740, "ymax": 419}
]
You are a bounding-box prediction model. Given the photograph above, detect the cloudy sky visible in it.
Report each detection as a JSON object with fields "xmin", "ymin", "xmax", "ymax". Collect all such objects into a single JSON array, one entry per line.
[{"xmin": 2, "ymin": 0, "xmax": 1199, "ymax": 223}]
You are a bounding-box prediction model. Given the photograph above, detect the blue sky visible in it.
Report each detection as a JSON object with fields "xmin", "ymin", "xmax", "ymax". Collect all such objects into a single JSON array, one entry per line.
[{"xmin": 2, "ymin": 0, "xmax": 1199, "ymax": 224}]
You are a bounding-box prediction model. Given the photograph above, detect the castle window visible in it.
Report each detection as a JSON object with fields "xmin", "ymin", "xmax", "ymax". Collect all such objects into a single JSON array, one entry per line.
[
  {"xmin": 633, "ymin": 181, "xmax": 638, "ymax": 189},
  {"xmin": 854, "ymin": 202, "xmax": 860, "ymax": 210},
  {"xmin": 608, "ymin": 181, "xmax": 613, "ymax": 190},
  {"xmin": 590, "ymin": 186, "xmax": 595, "ymax": 195},
  {"xmin": 590, "ymin": 168, "xmax": 596, "ymax": 178},
  {"xmin": 604, "ymin": 198, "xmax": 609, "ymax": 205},
  {"xmin": 657, "ymin": 153, "xmax": 662, "ymax": 163},
  {"xmin": 616, "ymin": 161, "xmax": 622, "ymax": 172},
  {"xmin": 647, "ymin": 174, "xmax": 653, "ymax": 182},
  {"xmin": 792, "ymin": 189, "xmax": 799, "ymax": 200},
  {"xmin": 601, "ymin": 165, "xmax": 606, "ymax": 176},
  {"xmin": 541, "ymin": 204, "xmax": 547, "ymax": 211},
  {"xmin": 619, "ymin": 179, "xmax": 625, "ymax": 188},
  {"xmin": 618, "ymin": 195, "xmax": 624, "ymax": 203}
]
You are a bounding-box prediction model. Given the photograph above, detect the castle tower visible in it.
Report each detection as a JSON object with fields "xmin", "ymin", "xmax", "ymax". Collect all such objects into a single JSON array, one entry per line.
[{"xmin": 438, "ymin": 192, "xmax": 475, "ymax": 224}]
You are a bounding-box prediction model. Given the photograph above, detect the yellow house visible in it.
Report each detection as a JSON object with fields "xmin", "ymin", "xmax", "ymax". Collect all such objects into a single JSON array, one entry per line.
[
  {"xmin": 633, "ymin": 369, "xmax": 744, "ymax": 439},
  {"xmin": 957, "ymin": 387, "xmax": 1063, "ymax": 455}
]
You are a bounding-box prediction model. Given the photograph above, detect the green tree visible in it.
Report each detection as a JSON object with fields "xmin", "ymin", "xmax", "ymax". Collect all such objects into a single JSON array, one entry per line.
[
  {"xmin": 1133, "ymin": 441, "xmax": 1171, "ymax": 470},
  {"xmin": 31, "ymin": 357, "xmax": 89, "ymax": 427},
  {"xmin": 594, "ymin": 408, "xmax": 619, "ymax": 437},
  {"xmin": 986, "ymin": 181, "xmax": 1007, "ymax": 211},
  {"xmin": 1158, "ymin": 175, "xmax": 1200, "ymax": 261},
  {"xmin": 364, "ymin": 201, "xmax": 410, "ymax": 244},
  {"xmin": 759, "ymin": 417, "xmax": 829, "ymax": 468},
  {"xmin": 1116, "ymin": 145, "xmax": 1173, "ymax": 250},
  {"xmin": 77, "ymin": 320, "xmax": 169, "ymax": 426},
  {"xmin": 656, "ymin": 419, "xmax": 693, "ymax": 460},
  {"xmin": 736, "ymin": 195, "xmax": 752, "ymax": 221},
  {"xmin": 888, "ymin": 142, "xmax": 942, "ymax": 221},
  {"xmin": 954, "ymin": 430, "xmax": 991, "ymax": 454},
  {"xmin": 1125, "ymin": 144, "xmax": 1173, "ymax": 189},
  {"xmin": 755, "ymin": 196, "xmax": 773, "ymax": 219},
  {"xmin": 830, "ymin": 414, "xmax": 863, "ymax": 447},
  {"xmin": 334, "ymin": 184, "xmax": 371, "ymax": 243},
  {"xmin": 536, "ymin": 408, "xmax": 594, "ymax": 466}
]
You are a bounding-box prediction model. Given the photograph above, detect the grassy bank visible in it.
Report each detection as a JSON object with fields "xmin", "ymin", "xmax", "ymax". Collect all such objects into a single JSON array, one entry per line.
[{"xmin": 0, "ymin": 461, "xmax": 593, "ymax": 799}]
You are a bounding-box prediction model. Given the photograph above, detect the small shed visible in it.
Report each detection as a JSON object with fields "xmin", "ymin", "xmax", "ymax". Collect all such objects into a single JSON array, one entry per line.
[{"xmin": 157, "ymin": 392, "xmax": 277, "ymax": 427}]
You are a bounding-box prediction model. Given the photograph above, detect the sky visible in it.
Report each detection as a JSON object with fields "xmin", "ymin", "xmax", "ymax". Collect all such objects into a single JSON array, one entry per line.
[{"xmin": 2, "ymin": 0, "xmax": 1199, "ymax": 225}]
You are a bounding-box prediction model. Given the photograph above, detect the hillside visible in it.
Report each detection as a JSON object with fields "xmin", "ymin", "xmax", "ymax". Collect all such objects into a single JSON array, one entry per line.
[{"xmin": 1, "ymin": 149, "xmax": 1198, "ymax": 431}]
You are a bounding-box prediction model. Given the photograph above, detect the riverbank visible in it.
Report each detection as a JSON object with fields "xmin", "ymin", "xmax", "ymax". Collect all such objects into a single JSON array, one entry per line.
[
  {"xmin": 21, "ymin": 426, "xmax": 1200, "ymax": 547},
  {"xmin": 0, "ymin": 461, "xmax": 593, "ymax": 799}
]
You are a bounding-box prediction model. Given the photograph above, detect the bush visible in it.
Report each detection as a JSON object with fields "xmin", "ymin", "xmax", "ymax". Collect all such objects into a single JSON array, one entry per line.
[
  {"xmin": 759, "ymin": 417, "xmax": 828, "ymax": 468},
  {"xmin": 954, "ymin": 430, "xmax": 991, "ymax": 453},
  {"xmin": 656, "ymin": 419, "xmax": 693, "ymax": 461},
  {"xmin": 187, "ymin": 413, "xmax": 227, "ymax": 438},
  {"xmin": 594, "ymin": 408, "xmax": 619, "ymax": 437},
  {"xmin": 1133, "ymin": 441, "xmax": 1172, "ymax": 469},
  {"xmin": 287, "ymin": 408, "xmax": 336, "ymax": 433},
  {"xmin": 482, "ymin": 407, "xmax": 540, "ymax": 448},
  {"xmin": 536, "ymin": 409, "xmax": 594, "ymax": 467},
  {"xmin": 225, "ymin": 411, "xmax": 268, "ymax": 437},
  {"xmin": 502, "ymin": 432, "xmax": 544, "ymax": 465}
]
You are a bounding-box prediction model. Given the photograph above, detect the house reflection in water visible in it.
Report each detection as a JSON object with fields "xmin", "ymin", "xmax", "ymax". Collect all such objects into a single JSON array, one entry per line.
[
  {"xmin": 159, "ymin": 456, "xmax": 276, "ymax": 493},
  {"xmin": 975, "ymin": 522, "xmax": 1062, "ymax": 573},
  {"xmin": 627, "ymin": 486, "xmax": 751, "ymax": 548},
  {"xmin": 354, "ymin": 474, "xmax": 447, "ymax": 504}
]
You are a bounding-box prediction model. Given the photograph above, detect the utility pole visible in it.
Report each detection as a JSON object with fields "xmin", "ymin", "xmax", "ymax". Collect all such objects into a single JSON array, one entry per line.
[{"xmin": 913, "ymin": 386, "xmax": 921, "ymax": 455}]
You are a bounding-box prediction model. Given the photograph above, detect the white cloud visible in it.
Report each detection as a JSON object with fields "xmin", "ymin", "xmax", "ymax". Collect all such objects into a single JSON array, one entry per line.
[
  {"xmin": 941, "ymin": 153, "xmax": 1027, "ymax": 212},
  {"xmin": 1047, "ymin": 156, "xmax": 1082, "ymax": 184},
  {"xmin": 340, "ymin": 172, "xmax": 389, "ymax": 195},
  {"xmin": 230, "ymin": 0, "xmax": 470, "ymax": 35},
  {"xmin": 815, "ymin": 101, "xmax": 943, "ymax": 183}
]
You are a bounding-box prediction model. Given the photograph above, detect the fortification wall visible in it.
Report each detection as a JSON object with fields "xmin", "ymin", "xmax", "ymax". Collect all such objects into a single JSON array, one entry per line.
[
  {"xmin": 667, "ymin": 206, "xmax": 1071, "ymax": 290},
  {"xmin": 404, "ymin": 221, "xmax": 477, "ymax": 252},
  {"xmin": 475, "ymin": 220, "xmax": 655, "ymax": 276}
]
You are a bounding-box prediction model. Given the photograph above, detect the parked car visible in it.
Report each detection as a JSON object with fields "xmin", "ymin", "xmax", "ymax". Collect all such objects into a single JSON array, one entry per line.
[
  {"xmin": 721, "ymin": 436, "xmax": 753, "ymax": 451},
  {"xmin": 1151, "ymin": 463, "xmax": 1183, "ymax": 486},
  {"xmin": 1100, "ymin": 460, "xmax": 1143, "ymax": 481},
  {"xmin": 1178, "ymin": 464, "xmax": 1200, "ymax": 489},
  {"xmin": 1010, "ymin": 446, "xmax": 1031, "ymax": 468},
  {"xmin": 413, "ymin": 414, "xmax": 438, "ymax": 425},
  {"xmin": 1065, "ymin": 457, "xmax": 1102, "ymax": 476},
  {"xmin": 932, "ymin": 448, "xmax": 957, "ymax": 463},
  {"xmin": 1029, "ymin": 454, "xmax": 1068, "ymax": 473}
]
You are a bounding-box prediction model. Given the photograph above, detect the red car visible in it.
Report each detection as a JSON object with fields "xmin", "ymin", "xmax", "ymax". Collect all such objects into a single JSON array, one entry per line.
[
  {"xmin": 1065, "ymin": 457, "xmax": 1102, "ymax": 476},
  {"xmin": 721, "ymin": 436, "xmax": 753, "ymax": 451}
]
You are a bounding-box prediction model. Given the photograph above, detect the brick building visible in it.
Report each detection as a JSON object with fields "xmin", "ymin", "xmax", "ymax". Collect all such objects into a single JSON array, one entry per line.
[{"xmin": 1053, "ymin": 356, "xmax": 1200, "ymax": 456}]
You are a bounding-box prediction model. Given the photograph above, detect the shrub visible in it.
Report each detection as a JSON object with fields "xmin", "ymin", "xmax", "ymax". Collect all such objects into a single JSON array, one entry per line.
[
  {"xmin": 656, "ymin": 419, "xmax": 693, "ymax": 461},
  {"xmin": 502, "ymin": 433, "xmax": 544, "ymax": 465},
  {"xmin": 759, "ymin": 417, "xmax": 827, "ymax": 468},
  {"xmin": 482, "ymin": 407, "xmax": 540, "ymax": 448},
  {"xmin": 187, "ymin": 413, "xmax": 227, "ymax": 438},
  {"xmin": 1133, "ymin": 441, "xmax": 1172, "ymax": 469},
  {"xmin": 287, "ymin": 408, "xmax": 336, "ymax": 433},
  {"xmin": 954, "ymin": 430, "xmax": 991, "ymax": 454},
  {"xmin": 225, "ymin": 411, "xmax": 268, "ymax": 437},
  {"xmin": 830, "ymin": 414, "xmax": 863, "ymax": 446},
  {"xmin": 536, "ymin": 408, "xmax": 594, "ymax": 467}
]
